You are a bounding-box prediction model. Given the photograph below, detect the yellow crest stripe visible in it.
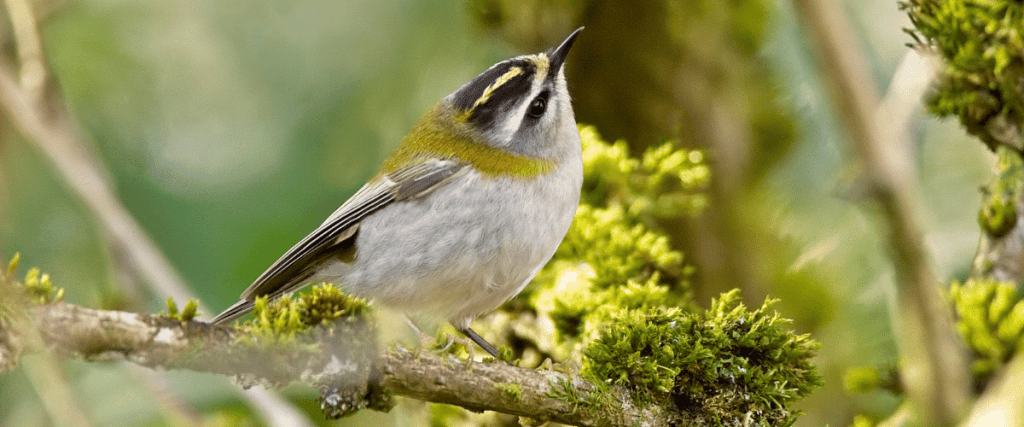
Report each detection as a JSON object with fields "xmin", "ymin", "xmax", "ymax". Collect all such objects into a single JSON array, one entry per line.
[
  {"xmin": 470, "ymin": 66, "xmax": 523, "ymax": 111},
  {"xmin": 529, "ymin": 54, "xmax": 549, "ymax": 80}
]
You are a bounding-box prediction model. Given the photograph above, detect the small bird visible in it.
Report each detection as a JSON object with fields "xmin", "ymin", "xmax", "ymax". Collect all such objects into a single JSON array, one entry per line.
[{"xmin": 212, "ymin": 28, "xmax": 584, "ymax": 358}]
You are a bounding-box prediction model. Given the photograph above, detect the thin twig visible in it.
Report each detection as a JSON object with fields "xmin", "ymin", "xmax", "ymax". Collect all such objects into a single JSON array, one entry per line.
[
  {"xmin": 791, "ymin": 0, "xmax": 970, "ymax": 424},
  {"xmin": 0, "ymin": 64, "xmax": 195, "ymax": 305},
  {"xmin": 3, "ymin": 1, "xmax": 93, "ymax": 425},
  {"xmin": 2, "ymin": 0, "xmax": 45, "ymax": 107}
]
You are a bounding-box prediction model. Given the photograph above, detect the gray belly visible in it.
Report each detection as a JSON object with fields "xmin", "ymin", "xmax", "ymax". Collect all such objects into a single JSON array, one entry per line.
[{"xmin": 317, "ymin": 166, "xmax": 580, "ymax": 326}]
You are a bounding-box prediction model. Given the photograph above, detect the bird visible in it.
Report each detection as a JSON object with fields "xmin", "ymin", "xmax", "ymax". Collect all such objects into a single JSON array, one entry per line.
[{"xmin": 211, "ymin": 28, "xmax": 584, "ymax": 358}]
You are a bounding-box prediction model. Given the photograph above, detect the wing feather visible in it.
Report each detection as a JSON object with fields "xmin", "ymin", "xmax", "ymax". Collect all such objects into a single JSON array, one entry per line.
[{"xmin": 236, "ymin": 159, "xmax": 466, "ymax": 301}]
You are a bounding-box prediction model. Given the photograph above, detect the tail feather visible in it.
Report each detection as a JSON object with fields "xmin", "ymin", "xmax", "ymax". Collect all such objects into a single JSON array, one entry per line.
[{"xmin": 210, "ymin": 300, "xmax": 255, "ymax": 324}]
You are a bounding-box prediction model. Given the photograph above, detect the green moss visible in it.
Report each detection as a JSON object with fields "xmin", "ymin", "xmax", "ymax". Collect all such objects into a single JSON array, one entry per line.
[
  {"xmin": 581, "ymin": 290, "xmax": 822, "ymax": 425},
  {"xmin": 300, "ymin": 283, "xmax": 369, "ymax": 326},
  {"xmin": 558, "ymin": 205, "xmax": 687, "ymax": 291},
  {"xmin": 977, "ymin": 147, "xmax": 1024, "ymax": 238},
  {"xmin": 220, "ymin": 282, "xmax": 374, "ymax": 385},
  {"xmin": 234, "ymin": 283, "xmax": 370, "ymax": 344},
  {"xmin": 21, "ymin": 268, "xmax": 64, "ymax": 305},
  {"xmin": 232, "ymin": 295, "xmax": 306, "ymax": 349},
  {"xmin": 211, "ymin": 283, "xmax": 379, "ymax": 409},
  {"xmin": 902, "ymin": 0, "xmax": 1024, "ymax": 150},
  {"xmin": 494, "ymin": 382, "xmax": 522, "ymax": 401},
  {"xmin": 950, "ymin": 278, "xmax": 1024, "ymax": 382},
  {"xmin": 497, "ymin": 129, "xmax": 700, "ymax": 361},
  {"xmin": 164, "ymin": 298, "xmax": 199, "ymax": 322},
  {"xmin": 531, "ymin": 257, "xmax": 689, "ymax": 357},
  {"xmin": 484, "ymin": 128, "xmax": 819, "ymax": 423},
  {"xmin": 580, "ymin": 126, "xmax": 709, "ymax": 220},
  {"xmin": 544, "ymin": 376, "xmax": 612, "ymax": 416},
  {"xmin": 978, "ymin": 191, "xmax": 1016, "ymax": 236},
  {"xmin": 1, "ymin": 254, "xmax": 64, "ymax": 305}
]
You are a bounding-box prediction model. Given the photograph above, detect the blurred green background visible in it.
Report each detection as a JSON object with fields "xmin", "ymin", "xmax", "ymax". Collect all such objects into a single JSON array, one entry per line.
[{"xmin": 0, "ymin": 0, "xmax": 995, "ymax": 425}]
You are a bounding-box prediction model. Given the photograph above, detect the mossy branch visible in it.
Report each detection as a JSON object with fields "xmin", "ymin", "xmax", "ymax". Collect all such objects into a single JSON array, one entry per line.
[
  {"xmin": 971, "ymin": 146, "xmax": 1024, "ymax": 283},
  {"xmin": 0, "ymin": 301, "xmax": 682, "ymax": 427},
  {"xmin": 901, "ymin": 0, "xmax": 1024, "ymax": 153}
]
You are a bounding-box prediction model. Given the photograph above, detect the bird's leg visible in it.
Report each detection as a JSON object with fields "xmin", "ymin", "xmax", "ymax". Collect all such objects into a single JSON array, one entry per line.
[
  {"xmin": 405, "ymin": 317, "xmax": 489, "ymax": 363},
  {"xmin": 456, "ymin": 325, "xmax": 500, "ymax": 359},
  {"xmin": 403, "ymin": 315, "xmax": 433, "ymax": 342},
  {"xmin": 438, "ymin": 331, "xmax": 478, "ymax": 368},
  {"xmin": 403, "ymin": 315, "xmax": 437, "ymax": 360}
]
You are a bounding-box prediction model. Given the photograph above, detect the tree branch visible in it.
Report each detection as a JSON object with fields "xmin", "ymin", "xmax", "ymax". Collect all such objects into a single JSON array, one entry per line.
[
  {"xmin": 971, "ymin": 146, "xmax": 1024, "ymax": 284},
  {"xmin": 1, "ymin": 301, "xmax": 679, "ymax": 427},
  {"xmin": 791, "ymin": 0, "xmax": 970, "ymax": 424}
]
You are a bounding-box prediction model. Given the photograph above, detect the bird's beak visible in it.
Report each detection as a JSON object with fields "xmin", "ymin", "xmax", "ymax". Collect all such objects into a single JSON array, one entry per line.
[{"xmin": 548, "ymin": 27, "xmax": 583, "ymax": 76}]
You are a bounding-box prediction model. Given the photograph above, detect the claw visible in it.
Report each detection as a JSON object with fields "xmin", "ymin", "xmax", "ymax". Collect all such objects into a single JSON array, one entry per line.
[
  {"xmin": 464, "ymin": 344, "xmax": 476, "ymax": 370},
  {"xmin": 439, "ymin": 334, "xmax": 456, "ymax": 352}
]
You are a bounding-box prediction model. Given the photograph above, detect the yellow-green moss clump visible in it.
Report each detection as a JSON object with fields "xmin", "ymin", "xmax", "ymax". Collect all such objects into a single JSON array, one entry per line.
[
  {"xmin": 902, "ymin": 0, "xmax": 1024, "ymax": 151},
  {"xmin": 472, "ymin": 128, "xmax": 822, "ymax": 425},
  {"xmin": 977, "ymin": 146, "xmax": 1023, "ymax": 238},
  {"xmin": 579, "ymin": 126, "xmax": 709, "ymax": 220},
  {"xmin": 234, "ymin": 283, "xmax": 370, "ymax": 345},
  {"xmin": 583, "ymin": 291, "xmax": 821, "ymax": 425},
  {"xmin": 2, "ymin": 253, "xmax": 64, "ymax": 305},
  {"xmin": 951, "ymin": 278, "xmax": 1024, "ymax": 383},
  {"xmin": 164, "ymin": 298, "xmax": 199, "ymax": 322}
]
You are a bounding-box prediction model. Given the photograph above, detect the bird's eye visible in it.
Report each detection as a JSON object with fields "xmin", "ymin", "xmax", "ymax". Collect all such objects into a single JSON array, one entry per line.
[{"xmin": 527, "ymin": 96, "xmax": 547, "ymax": 119}]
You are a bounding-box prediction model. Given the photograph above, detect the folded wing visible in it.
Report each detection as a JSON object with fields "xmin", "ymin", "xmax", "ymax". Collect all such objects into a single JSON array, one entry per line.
[{"xmin": 211, "ymin": 159, "xmax": 466, "ymax": 324}]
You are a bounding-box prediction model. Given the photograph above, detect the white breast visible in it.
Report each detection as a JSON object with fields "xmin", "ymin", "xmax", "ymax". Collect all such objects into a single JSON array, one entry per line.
[{"xmin": 317, "ymin": 157, "xmax": 582, "ymax": 328}]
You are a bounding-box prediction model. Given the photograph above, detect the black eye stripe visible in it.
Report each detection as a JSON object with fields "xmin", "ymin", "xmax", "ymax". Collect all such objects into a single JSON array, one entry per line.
[
  {"xmin": 455, "ymin": 68, "xmax": 537, "ymax": 130},
  {"xmin": 451, "ymin": 60, "xmax": 535, "ymax": 112}
]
